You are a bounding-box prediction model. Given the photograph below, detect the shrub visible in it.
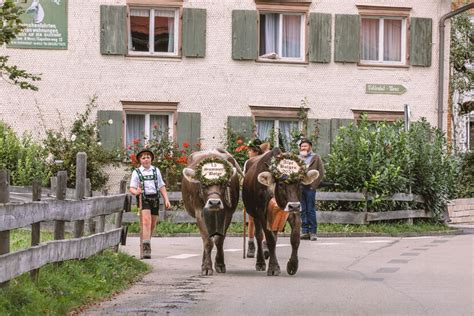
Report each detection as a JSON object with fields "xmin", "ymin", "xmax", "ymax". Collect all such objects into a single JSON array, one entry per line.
[
  {"xmin": 456, "ymin": 151, "xmax": 474, "ymax": 198},
  {"xmin": 43, "ymin": 97, "xmax": 121, "ymax": 191}
]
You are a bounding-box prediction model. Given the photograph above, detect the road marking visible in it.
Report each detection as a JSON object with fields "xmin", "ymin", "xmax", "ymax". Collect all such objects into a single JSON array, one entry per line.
[
  {"xmin": 166, "ymin": 254, "xmax": 200, "ymax": 259},
  {"xmin": 361, "ymin": 240, "xmax": 393, "ymax": 243},
  {"xmin": 224, "ymin": 249, "xmax": 242, "ymax": 252},
  {"xmin": 276, "ymin": 244, "xmax": 291, "ymax": 248}
]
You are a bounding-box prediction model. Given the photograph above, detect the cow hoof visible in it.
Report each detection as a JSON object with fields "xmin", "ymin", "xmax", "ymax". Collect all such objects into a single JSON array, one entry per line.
[
  {"xmin": 267, "ymin": 265, "xmax": 281, "ymax": 276},
  {"xmin": 215, "ymin": 264, "xmax": 226, "ymax": 273},
  {"xmin": 256, "ymin": 262, "xmax": 266, "ymax": 271},
  {"xmin": 286, "ymin": 259, "xmax": 298, "ymax": 275},
  {"xmin": 201, "ymin": 268, "xmax": 214, "ymax": 276}
]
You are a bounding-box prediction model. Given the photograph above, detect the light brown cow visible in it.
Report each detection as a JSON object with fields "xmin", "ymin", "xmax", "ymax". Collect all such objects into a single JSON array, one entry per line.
[
  {"xmin": 242, "ymin": 148, "xmax": 319, "ymax": 276},
  {"xmin": 181, "ymin": 149, "xmax": 241, "ymax": 275}
]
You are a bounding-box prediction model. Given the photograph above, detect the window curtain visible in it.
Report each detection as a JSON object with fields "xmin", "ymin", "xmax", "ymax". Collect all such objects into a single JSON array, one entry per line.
[
  {"xmin": 155, "ymin": 9, "xmax": 175, "ymax": 53},
  {"xmin": 383, "ymin": 19, "xmax": 402, "ymax": 61},
  {"xmin": 256, "ymin": 120, "xmax": 274, "ymax": 142},
  {"xmin": 264, "ymin": 13, "xmax": 278, "ymax": 54},
  {"xmin": 279, "ymin": 120, "xmax": 298, "ymax": 150},
  {"xmin": 282, "ymin": 15, "xmax": 301, "ymax": 58},
  {"xmin": 361, "ymin": 18, "xmax": 379, "ymax": 60},
  {"xmin": 149, "ymin": 115, "xmax": 169, "ymax": 141},
  {"xmin": 126, "ymin": 114, "xmax": 145, "ymax": 146},
  {"xmin": 130, "ymin": 9, "xmax": 150, "ymax": 52}
]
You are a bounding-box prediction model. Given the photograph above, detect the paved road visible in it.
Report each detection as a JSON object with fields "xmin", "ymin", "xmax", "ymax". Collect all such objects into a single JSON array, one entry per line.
[{"xmin": 83, "ymin": 233, "xmax": 473, "ymax": 315}]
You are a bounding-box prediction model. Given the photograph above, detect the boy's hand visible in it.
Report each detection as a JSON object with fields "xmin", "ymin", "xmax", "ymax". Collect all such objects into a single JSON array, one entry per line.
[
  {"xmin": 164, "ymin": 200, "xmax": 171, "ymax": 209},
  {"xmin": 135, "ymin": 186, "xmax": 142, "ymax": 196}
]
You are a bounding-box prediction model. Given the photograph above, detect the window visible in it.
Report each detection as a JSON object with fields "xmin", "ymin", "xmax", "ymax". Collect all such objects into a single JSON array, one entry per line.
[
  {"xmin": 360, "ymin": 17, "xmax": 406, "ymax": 65},
  {"xmin": 122, "ymin": 101, "xmax": 178, "ymax": 147},
  {"xmin": 259, "ymin": 12, "xmax": 305, "ymax": 60},
  {"xmin": 128, "ymin": 7, "xmax": 179, "ymax": 56},
  {"xmin": 357, "ymin": 5, "xmax": 411, "ymax": 66},
  {"xmin": 256, "ymin": 119, "xmax": 301, "ymax": 150}
]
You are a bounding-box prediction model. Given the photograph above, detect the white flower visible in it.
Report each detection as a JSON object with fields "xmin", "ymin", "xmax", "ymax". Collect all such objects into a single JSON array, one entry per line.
[
  {"xmin": 108, "ymin": 119, "xmax": 113, "ymax": 125},
  {"xmin": 71, "ymin": 134, "xmax": 77, "ymax": 141},
  {"xmin": 97, "ymin": 142, "xmax": 102, "ymax": 146}
]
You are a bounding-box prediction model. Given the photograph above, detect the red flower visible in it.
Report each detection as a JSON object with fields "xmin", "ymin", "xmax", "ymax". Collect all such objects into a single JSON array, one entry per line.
[
  {"xmin": 127, "ymin": 145, "xmax": 132, "ymax": 150},
  {"xmin": 183, "ymin": 142, "xmax": 189, "ymax": 148},
  {"xmin": 236, "ymin": 139, "xmax": 243, "ymax": 145},
  {"xmin": 133, "ymin": 138, "xmax": 140, "ymax": 145},
  {"xmin": 130, "ymin": 153, "xmax": 138, "ymax": 165},
  {"xmin": 176, "ymin": 156, "xmax": 187, "ymax": 165}
]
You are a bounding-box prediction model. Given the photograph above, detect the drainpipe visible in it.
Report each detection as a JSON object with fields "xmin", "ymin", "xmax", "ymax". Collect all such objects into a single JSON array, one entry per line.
[{"xmin": 438, "ymin": 3, "xmax": 474, "ymax": 130}]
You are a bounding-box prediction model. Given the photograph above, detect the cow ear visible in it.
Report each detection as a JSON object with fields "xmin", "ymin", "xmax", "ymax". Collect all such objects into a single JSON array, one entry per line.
[
  {"xmin": 183, "ymin": 168, "xmax": 199, "ymax": 183},
  {"xmin": 257, "ymin": 171, "xmax": 274, "ymax": 187},
  {"xmin": 302, "ymin": 170, "xmax": 319, "ymax": 185}
]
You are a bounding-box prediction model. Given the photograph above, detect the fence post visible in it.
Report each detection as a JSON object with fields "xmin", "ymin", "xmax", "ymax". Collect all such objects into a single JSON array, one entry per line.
[
  {"xmin": 85, "ymin": 178, "xmax": 96, "ymax": 234},
  {"xmin": 0, "ymin": 169, "xmax": 10, "ymax": 287},
  {"xmin": 74, "ymin": 152, "xmax": 87, "ymax": 238},
  {"xmin": 30, "ymin": 180, "xmax": 42, "ymax": 281},
  {"xmin": 54, "ymin": 171, "xmax": 67, "ymax": 241},
  {"xmin": 97, "ymin": 188, "xmax": 107, "ymax": 233},
  {"xmin": 114, "ymin": 180, "xmax": 127, "ymax": 252},
  {"xmin": 50, "ymin": 176, "xmax": 57, "ymax": 196}
]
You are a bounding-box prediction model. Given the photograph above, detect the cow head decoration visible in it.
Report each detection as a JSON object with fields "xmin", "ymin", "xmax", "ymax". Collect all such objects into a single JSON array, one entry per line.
[
  {"xmin": 257, "ymin": 153, "xmax": 319, "ymax": 212},
  {"xmin": 183, "ymin": 157, "xmax": 237, "ymax": 211}
]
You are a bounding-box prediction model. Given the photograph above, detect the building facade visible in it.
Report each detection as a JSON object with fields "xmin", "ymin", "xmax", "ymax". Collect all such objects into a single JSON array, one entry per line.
[{"xmin": 0, "ymin": 0, "xmax": 453, "ymax": 188}]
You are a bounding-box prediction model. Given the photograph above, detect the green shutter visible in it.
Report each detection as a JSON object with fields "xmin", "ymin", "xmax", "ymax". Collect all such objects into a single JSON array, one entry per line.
[
  {"xmin": 308, "ymin": 119, "xmax": 331, "ymax": 157},
  {"xmin": 97, "ymin": 111, "xmax": 123, "ymax": 150},
  {"xmin": 227, "ymin": 116, "xmax": 254, "ymax": 140},
  {"xmin": 410, "ymin": 17, "xmax": 432, "ymax": 67},
  {"xmin": 232, "ymin": 10, "xmax": 258, "ymax": 60},
  {"xmin": 309, "ymin": 13, "xmax": 332, "ymax": 63},
  {"xmin": 100, "ymin": 5, "xmax": 127, "ymax": 55},
  {"xmin": 182, "ymin": 8, "xmax": 206, "ymax": 58},
  {"xmin": 330, "ymin": 118, "xmax": 353, "ymax": 150},
  {"xmin": 177, "ymin": 112, "xmax": 201, "ymax": 149},
  {"xmin": 334, "ymin": 14, "xmax": 360, "ymax": 63}
]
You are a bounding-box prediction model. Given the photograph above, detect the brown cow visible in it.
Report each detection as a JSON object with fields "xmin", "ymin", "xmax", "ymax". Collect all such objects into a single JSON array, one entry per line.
[
  {"xmin": 181, "ymin": 149, "xmax": 241, "ymax": 275},
  {"xmin": 242, "ymin": 147, "xmax": 319, "ymax": 276}
]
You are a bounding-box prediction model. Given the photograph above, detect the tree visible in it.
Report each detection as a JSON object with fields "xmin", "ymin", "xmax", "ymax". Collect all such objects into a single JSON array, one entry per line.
[{"xmin": 0, "ymin": 0, "xmax": 41, "ymax": 90}]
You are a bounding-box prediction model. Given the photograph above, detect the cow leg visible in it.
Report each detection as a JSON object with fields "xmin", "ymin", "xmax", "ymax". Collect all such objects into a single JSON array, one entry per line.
[
  {"xmin": 196, "ymin": 212, "xmax": 214, "ymax": 275},
  {"xmin": 263, "ymin": 227, "xmax": 280, "ymax": 276},
  {"xmin": 213, "ymin": 209, "xmax": 233, "ymax": 273},
  {"xmin": 253, "ymin": 217, "xmax": 266, "ymax": 272},
  {"xmin": 286, "ymin": 212, "xmax": 301, "ymax": 275}
]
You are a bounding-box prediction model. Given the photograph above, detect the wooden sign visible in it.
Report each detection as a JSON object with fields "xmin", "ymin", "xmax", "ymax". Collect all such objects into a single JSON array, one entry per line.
[
  {"xmin": 277, "ymin": 159, "xmax": 301, "ymax": 175},
  {"xmin": 202, "ymin": 163, "xmax": 226, "ymax": 179},
  {"xmin": 366, "ymin": 84, "xmax": 407, "ymax": 95}
]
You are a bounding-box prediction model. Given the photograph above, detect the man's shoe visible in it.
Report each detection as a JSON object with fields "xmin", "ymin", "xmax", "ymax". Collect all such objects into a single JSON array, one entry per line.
[
  {"xmin": 310, "ymin": 233, "xmax": 317, "ymax": 241},
  {"xmin": 301, "ymin": 233, "xmax": 310, "ymax": 240},
  {"xmin": 247, "ymin": 240, "xmax": 256, "ymax": 258},
  {"xmin": 143, "ymin": 241, "xmax": 151, "ymax": 259}
]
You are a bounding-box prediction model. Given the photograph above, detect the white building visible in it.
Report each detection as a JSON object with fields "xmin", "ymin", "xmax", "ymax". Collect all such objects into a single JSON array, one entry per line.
[{"xmin": 0, "ymin": 0, "xmax": 453, "ymax": 188}]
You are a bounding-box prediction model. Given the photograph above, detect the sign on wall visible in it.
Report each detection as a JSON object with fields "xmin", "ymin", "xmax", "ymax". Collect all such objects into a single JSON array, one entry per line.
[
  {"xmin": 8, "ymin": 0, "xmax": 68, "ymax": 49},
  {"xmin": 366, "ymin": 84, "xmax": 407, "ymax": 95}
]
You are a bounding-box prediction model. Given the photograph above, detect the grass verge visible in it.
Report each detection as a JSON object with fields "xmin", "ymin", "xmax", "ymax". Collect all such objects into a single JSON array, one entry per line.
[
  {"xmin": 0, "ymin": 231, "xmax": 150, "ymax": 315},
  {"xmin": 126, "ymin": 218, "xmax": 456, "ymax": 235}
]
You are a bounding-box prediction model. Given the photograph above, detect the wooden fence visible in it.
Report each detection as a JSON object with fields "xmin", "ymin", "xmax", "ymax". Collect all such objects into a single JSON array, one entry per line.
[
  {"xmin": 0, "ymin": 153, "xmax": 128, "ymax": 286},
  {"xmin": 122, "ymin": 190, "xmax": 430, "ymax": 225}
]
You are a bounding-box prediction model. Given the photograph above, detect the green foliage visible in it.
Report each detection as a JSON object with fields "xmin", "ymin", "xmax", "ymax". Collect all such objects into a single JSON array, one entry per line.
[
  {"xmin": 0, "ymin": 0, "xmax": 41, "ymax": 91},
  {"xmin": 0, "ymin": 249, "xmax": 149, "ymax": 315},
  {"xmin": 457, "ymin": 151, "xmax": 474, "ymax": 198},
  {"xmin": 43, "ymin": 96, "xmax": 120, "ymax": 190},
  {"xmin": 222, "ymin": 127, "xmax": 249, "ymax": 168},
  {"xmin": 324, "ymin": 116, "xmax": 459, "ymax": 217},
  {"xmin": 0, "ymin": 121, "xmax": 50, "ymax": 185},
  {"xmin": 450, "ymin": 13, "xmax": 474, "ymax": 110}
]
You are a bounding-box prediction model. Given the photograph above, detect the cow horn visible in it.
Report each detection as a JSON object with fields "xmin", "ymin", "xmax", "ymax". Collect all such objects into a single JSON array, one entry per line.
[{"xmin": 183, "ymin": 167, "xmax": 200, "ymax": 183}]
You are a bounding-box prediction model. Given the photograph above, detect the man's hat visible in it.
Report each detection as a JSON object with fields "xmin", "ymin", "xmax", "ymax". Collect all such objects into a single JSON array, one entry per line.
[
  {"xmin": 137, "ymin": 148, "xmax": 154, "ymax": 161},
  {"xmin": 299, "ymin": 138, "xmax": 313, "ymax": 147},
  {"xmin": 247, "ymin": 138, "xmax": 263, "ymax": 152}
]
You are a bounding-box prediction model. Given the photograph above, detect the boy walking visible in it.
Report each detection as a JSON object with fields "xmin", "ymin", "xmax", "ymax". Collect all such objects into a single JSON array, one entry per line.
[{"xmin": 130, "ymin": 148, "xmax": 171, "ymax": 259}]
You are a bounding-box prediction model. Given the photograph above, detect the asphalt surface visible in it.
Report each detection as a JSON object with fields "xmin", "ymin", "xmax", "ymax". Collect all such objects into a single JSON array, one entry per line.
[{"xmin": 81, "ymin": 227, "xmax": 473, "ymax": 316}]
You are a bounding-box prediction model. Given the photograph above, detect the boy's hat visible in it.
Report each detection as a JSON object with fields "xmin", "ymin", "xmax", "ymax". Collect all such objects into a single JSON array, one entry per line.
[
  {"xmin": 299, "ymin": 138, "xmax": 313, "ymax": 147},
  {"xmin": 137, "ymin": 148, "xmax": 154, "ymax": 161}
]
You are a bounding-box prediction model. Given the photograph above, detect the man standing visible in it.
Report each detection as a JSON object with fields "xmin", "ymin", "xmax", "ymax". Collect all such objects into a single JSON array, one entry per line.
[{"xmin": 298, "ymin": 139, "xmax": 324, "ymax": 241}]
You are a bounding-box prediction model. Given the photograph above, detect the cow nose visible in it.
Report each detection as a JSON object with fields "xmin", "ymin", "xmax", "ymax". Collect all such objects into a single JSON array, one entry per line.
[
  {"xmin": 208, "ymin": 199, "xmax": 222, "ymax": 208},
  {"xmin": 287, "ymin": 202, "xmax": 300, "ymax": 212}
]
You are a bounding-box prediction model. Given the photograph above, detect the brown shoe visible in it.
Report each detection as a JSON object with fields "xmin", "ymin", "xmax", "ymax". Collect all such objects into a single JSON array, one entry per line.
[{"xmin": 143, "ymin": 241, "xmax": 151, "ymax": 259}]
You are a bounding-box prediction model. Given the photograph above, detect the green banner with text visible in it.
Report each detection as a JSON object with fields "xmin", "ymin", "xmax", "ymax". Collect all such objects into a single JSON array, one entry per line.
[{"xmin": 8, "ymin": 0, "xmax": 68, "ymax": 50}]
